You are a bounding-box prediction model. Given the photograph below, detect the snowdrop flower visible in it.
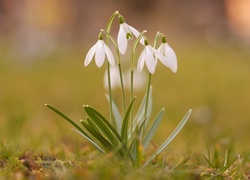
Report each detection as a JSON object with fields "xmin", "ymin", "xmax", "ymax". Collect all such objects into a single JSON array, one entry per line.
[
  {"xmin": 117, "ymin": 15, "xmax": 143, "ymax": 55},
  {"xmin": 137, "ymin": 39, "xmax": 167, "ymax": 74},
  {"xmin": 157, "ymin": 35, "xmax": 177, "ymax": 73},
  {"xmin": 84, "ymin": 32, "xmax": 115, "ymax": 68}
]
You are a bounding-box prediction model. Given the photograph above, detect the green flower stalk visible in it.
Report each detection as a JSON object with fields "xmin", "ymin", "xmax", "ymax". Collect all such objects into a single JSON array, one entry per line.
[
  {"xmin": 105, "ymin": 11, "xmax": 119, "ymax": 127},
  {"xmin": 100, "ymin": 29, "xmax": 126, "ymax": 116}
]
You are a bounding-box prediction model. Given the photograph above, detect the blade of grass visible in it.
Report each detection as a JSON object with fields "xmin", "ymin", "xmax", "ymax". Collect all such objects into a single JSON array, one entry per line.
[
  {"xmin": 84, "ymin": 118, "xmax": 102, "ymax": 135},
  {"xmin": 45, "ymin": 104, "xmax": 91, "ymax": 139},
  {"xmin": 142, "ymin": 109, "xmax": 192, "ymax": 168},
  {"xmin": 202, "ymin": 154, "xmax": 215, "ymax": 169},
  {"xmin": 129, "ymin": 116, "xmax": 148, "ymax": 159},
  {"xmin": 105, "ymin": 94, "xmax": 122, "ymax": 134},
  {"xmin": 128, "ymin": 86, "xmax": 152, "ymax": 141},
  {"xmin": 84, "ymin": 105, "xmax": 120, "ymax": 147},
  {"xmin": 121, "ymin": 98, "xmax": 136, "ymax": 145},
  {"xmin": 133, "ymin": 87, "xmax": 152, "ymax": 129},
  {"xmin": 81, "ymin": 120, "xmax": 114, "ymax": 152},
  {"xmin": 84, "ymin": 105, "xmax": 133, "ymax": 160},
  {"xmin": 143, "ymin": 108, "xmax": 165, "ymax": 152},
  {"xmin": 84, "ymin": 106, "xmax": 126, "ymax": 144}
]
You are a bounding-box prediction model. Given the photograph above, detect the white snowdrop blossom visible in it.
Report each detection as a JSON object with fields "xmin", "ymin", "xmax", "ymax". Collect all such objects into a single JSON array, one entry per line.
[
  {"xmin": 137, "ymin": 39, "xmax": 167, "ymax": 74},
  {"xmin": 84, "ymin": 33, "xmax": 115, "ymax": 68},
  {"xmin": 117, "ymin": 15, "xmax": 143, "ymax": 55},
  {"xmin": 157, "ymin": 36, "xmax": 177, "ymax": 73}
]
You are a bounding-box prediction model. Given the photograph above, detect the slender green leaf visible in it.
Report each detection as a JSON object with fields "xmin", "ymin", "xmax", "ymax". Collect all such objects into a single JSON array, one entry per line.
[
  {"xmin": 84, "ymin": 118, "xmax": 102, "ymax": 135},
  {"xmin": 84, "ymin": 106, "xmax": 130, "ymax": 158},
  {"xmin": 45, "ymin": 104, "xmax": 91, "ymax": 139},
  {"xmin": 170, "ymin": 155, "xmax": 191, "ymax": 171},
  {"xmin": 134, "ymin": 138, "xmax": 143, "ymax": 168},
  {"xmin": 84, "ymin": 105, "xmax": 123, "ymax": 143},
  {"xmin": 143, "ymin": 108, "xmax": 165, "ymax": 152},
  {"xmin": 131, "ymin": 87, "xmax": 152, "ymax": 133},
  {"xmin": 84, "ymin": 106, "xmax": 119, "ymax": 147},
  {"xmin": 129, "ymin": 116, "xmax": 148, "ymax": 159},
  {"xmin": 71, "ymin": 128, "xmax": 105, "ymax": 154},
  {"xmin": 105, "ymin": 94, "xmax": 122, "ymax": 134},
  {"xmin": 81, "ymin": 120, "xmax": 114, "ymax": 152},
  {"xmin": 142, "ymin": 109, "xmax": 192, "ymax": 168},
  {"xmin": 223, "ymin": 149, "xmax": 229, "ymax": 168},
  {"xmin": 202, "ymin": 154, "xmax": 215, "ymax": 169},
  {"xmin": 84, "ymin": 105, "xmax": 134, "ymax": 161},
  {"xmin": 121, "ymin": 98, "xmax": 136, "ymax": 144}
]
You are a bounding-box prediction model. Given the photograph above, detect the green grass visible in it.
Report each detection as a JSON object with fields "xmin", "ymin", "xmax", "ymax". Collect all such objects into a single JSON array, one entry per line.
[{"xmin": 1, "ymin": 42, "xmax": 250, "ymax": 179}]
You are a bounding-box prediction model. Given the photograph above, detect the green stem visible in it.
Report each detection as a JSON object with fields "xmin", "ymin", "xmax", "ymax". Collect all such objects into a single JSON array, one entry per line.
[
  {"xmin": 130, "ymin": 69, "xmax": 134, "ymax": 144},
  {"xmin": 107, "ymin": 63, "xmax": 115, "ymax": 126},
  {"xmin": 118, "ymin": 61, "xmax": 126, "ymax": 115},
  {"xmin": 106, "ymin": 11, "xmax": 126, "ymax": 115},
  {"xmin": 105, "ymin": 11, "xmax": 119, "ymax": 126},
  {"xmin": 144, "ymin": 73, "xmax": 152, "ymax": 119},
  {"xmin": 101, "ymin": 29, "xmax": 126, "ymax": 115},
  {"xmin": 106, "ymin": 11, "xmax": 119, "ymax": 35},
  {"xmin": 153, "ymin": 31, "xmax": 162, "ymax": 47},
  {"xmin": 129, "ymin": 30, "xmax": 147, "ymax": 143}
]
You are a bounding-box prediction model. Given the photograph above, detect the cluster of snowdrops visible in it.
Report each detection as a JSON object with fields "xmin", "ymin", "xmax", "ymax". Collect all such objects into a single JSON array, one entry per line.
[{"xmin": 46, "ymin": 11, "xmax": 191, "ymax": 168}]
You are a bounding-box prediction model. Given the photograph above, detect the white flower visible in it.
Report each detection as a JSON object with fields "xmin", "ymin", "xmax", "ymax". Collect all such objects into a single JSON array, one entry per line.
[
  {"xmin": 84, "ymin": 39, "xmax": 115, "ymax": 68},
  {"xmin": 137, "ymin": 41, "xmax": 167, "ymax": 74},
  {"xmin": 158, "ymin": 42, "xmax": 177, "ymax": 73},
  {"xmin": 117, "ymin": 15, "xmax": 143, "ymax": 55}
]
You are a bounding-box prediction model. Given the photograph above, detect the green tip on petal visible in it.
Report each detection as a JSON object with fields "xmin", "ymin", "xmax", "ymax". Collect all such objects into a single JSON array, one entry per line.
[
  {"xmin": 98, "ymin": 32, "xmax": 103, "ymax": 40},
  {"xmin": 126, "ymin": 33, "xmax": 133, "ymax": 40},
  {"xmin": 144, "ymin": 38, "xmax": 149, "ymax": 46},
  {"xmin": 118, "ymin": 15, "xmax": 125, "ymax": 24},
  {"xmin": 161, "ymin": 35, "xmax": 167, "ymax": 43}
]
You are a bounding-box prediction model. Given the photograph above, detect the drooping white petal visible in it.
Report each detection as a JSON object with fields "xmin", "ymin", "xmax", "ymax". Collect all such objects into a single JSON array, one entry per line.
[
  {"xmin": 84, "ymin": 41, "xmax": 98, "ymax": 66},
  {"xmin": 158, "ymin": 44, "xmax": 165, "ymax": 55},
  {"xmin": 137, "ymin": 49, "xmax": 146, "ymax": 72},
  {"xmin": 128, "ymin": 24, "xmax": 144, "ymax": 45},
  {"xmin": 95, "ymin": 40, "xmax": 106, "ymax": 68},
  {"xmin": 154, "ymin": 46, "xmax": 170, "ymax": 68},
  {"xmin": 164, "ymin": 43, "xmax": 178, "ymax": 73},
  {"xmin": 158, "ymin": 43, "xmax": 177, "ymax": 73},
  {"xmin": 117, "ymin": 24, "xmax": 128, "ymax": 55},
  {"xmin": 123, "ymin": 23, "xmax": 132, "ymax": 36},
  {"xmin": 127, "ymin": 24, "xmax": 139, "ymax": 37},
  {"xmin": 145, "ymin": 46, "xmax": 156, "ymax": 74},
  {"xmin": 103, "ymin": 42, "xmax": 115, "ymax": 66}
]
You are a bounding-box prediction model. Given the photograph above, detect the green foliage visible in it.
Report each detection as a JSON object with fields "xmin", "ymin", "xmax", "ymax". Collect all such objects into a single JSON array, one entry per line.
[
  {"xmin": 46, "ymin": 94, "xmax": 191, "ymax": 167},
  {"xmin": 201, "ymin": 147, "xmax": 246, "ymax": 179}
]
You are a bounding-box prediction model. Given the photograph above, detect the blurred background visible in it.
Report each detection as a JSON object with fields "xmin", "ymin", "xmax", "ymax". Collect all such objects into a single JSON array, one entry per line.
[{"xmin": 0, "ymin": 0, "xmax": 250, "ymax": 156}]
